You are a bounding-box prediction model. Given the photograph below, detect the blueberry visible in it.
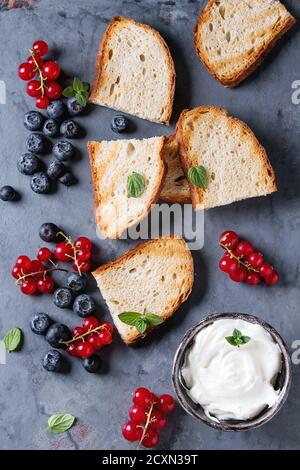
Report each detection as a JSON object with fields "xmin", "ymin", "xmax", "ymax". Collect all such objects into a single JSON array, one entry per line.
[
  {"xmin": 59, "ymin": 171, "xmax": 76, "ymax": 186},
  {"xmin": 73, "ymin": 294, "xmax": 95, "ymax": 318},
  {"xmin": 17, "ymin": 152, "xmax": 41, "ymax": 175},
  {"xmin": 42, "ymin": 349, "xmax": 63, "ymax": 372},
  {"xmin": 53, "ymin": 140, "xmax": 75, "ymax": 161},
  {"xmin": 47, "ymin": 100, "xmax": 65, "ymax": 120},
  {"xmin": 66, "ymin": 272, "xmax": 87, "ymax": 294},
  {"xmin": 43, "ymin": 119, "xmax": 59, "ymax": 138},
  {"xmin": 30, "ymin": 313, "xmax": 53, "ymax": 335},
  {"xmin": 47, "ymin": 160, "xmax": 66, "ymax": 180},
  {"xmin": 82, "ymin": 354, "xmax": 102, "ymax": 373},
  {"xmin": 45, "ymin": 323, "xmax": 72, "ymax": 349},
  {"xmin": 39, "ymin": 222, "xmax": 60, "ymax": 242},
  {"xmin": 0, "ymin": 185, "xmax": 17, "ymax": 201},
  {"xmin": 53, "ymin": 287, "xmax": 73, "ymax": 309},
  {"xmin": 24, "ymin": 111, "xmax": 44, "ymax": 131},
  {"xmin": 26, "ymin": 133, "xmax": 45, "ymax": 154},
  {"xmin": 60, "ymin": 119, "xmax": 80, "ymax": 138},
  {"xmin": 30, "ymin": 172, "xmax": 51, "ymax": 194},
  {"xmin": 67, "ymin": 97, "xmax": 83, "ymax": 116},
  {"xmin": 111, "ymin": 114, "xmax": 129, "ymax": 133}
]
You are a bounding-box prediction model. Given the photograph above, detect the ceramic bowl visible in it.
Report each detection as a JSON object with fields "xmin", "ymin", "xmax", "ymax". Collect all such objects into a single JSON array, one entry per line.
[{"xmin": 172, "ymin": 312, "xmax": 291, "ymax": 431}]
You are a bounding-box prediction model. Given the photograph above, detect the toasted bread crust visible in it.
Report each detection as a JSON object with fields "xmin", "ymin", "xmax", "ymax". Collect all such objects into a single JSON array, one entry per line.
[
  {"xmin": 176, "ymin": 105, "xmax": 277, "ymax": 211},
  {"xmin": 92, "ymin": 237, "xmax": 194, "ymax": 345},
  {"xmin": 89, "ymin": 16, "xmax": 176, "ymax": 124},
  {"xmin": 194, "ymin": 0, "xmax": 296, "ymax": 87},
  {"xmin": 87, "ymin": 138, "xmax": 167, "ymax": 239}
]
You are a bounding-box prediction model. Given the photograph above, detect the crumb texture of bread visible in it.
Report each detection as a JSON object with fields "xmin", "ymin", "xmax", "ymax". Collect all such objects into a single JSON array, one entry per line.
[
  {"xmin": 89, "ymin": 16, "xmax": 176, "ymax": 124},
  {"xmin": 92, "ymin": 237, "xmax": 194, "ymax": 345},
  {"xmin": 160, "ymin": 135, "xmax": 191, "ymax": 204},
  {"xmin": 194, "ymin": 0, "xmax": 296, "ymax": 87},
  {"xmin": 176, "ymin": 106, "xmax": 277, "ymax": 211},
  {"xmin": 88, "ymin": 137, "xmax": 166, "ymax": 239}
]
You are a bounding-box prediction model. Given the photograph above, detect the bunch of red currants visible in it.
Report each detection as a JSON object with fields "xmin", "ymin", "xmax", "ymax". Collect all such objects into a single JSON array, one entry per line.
[
  {"xmin": 219, "ymin": 230, "xmax": 279, "ymax": 285},
  {"xmin": 54, "ymin": 236, "xmax": 92, "ymax": 274},
  {"xmin": 66, "ymin": 316, "xmax": 113, "ymax": 358},
  {"xmin": 122, "ymin": 387, "xmax": 175, "ymax": 448},
  {"xmin": 18, "ymin": 40, "xmax": 62, "ymax": 109},
  {"xmin": 11, "ymin": 249, "xmax": 55, "ymax": 295}
]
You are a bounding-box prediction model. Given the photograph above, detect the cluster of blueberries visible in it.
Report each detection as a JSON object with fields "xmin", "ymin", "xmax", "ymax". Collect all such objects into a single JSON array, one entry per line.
[{"xmin": 18, "ymin": 97, "xmax": 84, "ymax": 194}]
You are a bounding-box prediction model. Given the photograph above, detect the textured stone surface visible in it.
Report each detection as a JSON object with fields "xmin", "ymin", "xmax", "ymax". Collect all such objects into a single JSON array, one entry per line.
[{"xmin": 0, "ymin": 0, "xmax": 300, "ymax": 450}]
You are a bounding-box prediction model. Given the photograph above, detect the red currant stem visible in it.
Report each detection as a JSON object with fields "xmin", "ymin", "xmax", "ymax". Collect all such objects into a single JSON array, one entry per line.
[
  {"xmin": 220, "ymin": 243, "xmax": 259, "ymax": 273},
  {"xmin": 48, "ymin": 258, "xmax": 57, "ymax": 267},
  {"xmin": 29, "ymin": 49, "xmax": 47, "ymax": 97},
  {"xmin": 62, "ymin": 325, "xmax": 109, "ymax": 346},
  {"xmin": 15, "ymin": 266, "xmax": 68, "ymax": 285},
  {"xmin": 56, "ymin": 231, "xmax": 82, "ymax": 276},
  {"xmin": 138, "ymin": 403, "xmax": 155, "ymax": 449}
]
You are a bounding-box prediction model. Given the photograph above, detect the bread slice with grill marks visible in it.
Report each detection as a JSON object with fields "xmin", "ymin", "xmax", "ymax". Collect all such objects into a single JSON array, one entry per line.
[
  {"xmin": 87, "ymin": 137, "xmax": 166, "ymax": 239},
  {"xmin": 194, "ymin": 0, "xmax": 296, "ymax": 87},
  {"xmin": 89, "ymin": 16, "xmax": 176, "ymax": 124},
  {"xmin": 92, "ymin": 237, "xmax": 194, "ymax": 346},
  {"xmin": 176, "ymin": 105, "xmax": 277, "ymax": 211},
  {"xmin": 160, "ymin": 135, "xmax": 191, "ymax": 204}
]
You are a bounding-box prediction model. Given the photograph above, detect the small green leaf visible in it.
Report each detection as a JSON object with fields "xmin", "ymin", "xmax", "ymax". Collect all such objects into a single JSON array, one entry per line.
[
  {"xmin": 62, "ymin": 86, "xmax": 75, "ymax": 98},
  {"xmin": 188, "ymin": 166, "xmax": 208, "ymax": 189},
  {"xmin": 76, "ymin": 92, "xmax": 87, "ymax": 107},
  {"xmin": 118, "ymin": 311, "xmax": 142, "ymax": 326},
  {"xmin": 134, "ymin": 319, "xmax": 148, "ymax": 334},
  {"xmin": 145, "ymin": 313, "xmax": 164, "ymax": 326},
  {"xmin": 232, "ymin": 329, "xmax": 242, "ymax": 339},
  {"xmin": 48, "ymin": 413, "xmax": 76, "ymax": 434},
  {"xmin": 82, "ymin": 82, "xmax": 90, "ymax": 91},
  {"xmin": 73, "ymin": 77, "xmax": 82, "ymax": 92},
  {"xmin": 225, "ymin": 336, "xmax": 237, "ymax": 346},
  {"xmin": 3, "ymin": 327, "xmax": 22, "ymax": 352},
  {"xmin": 225, "ymin": 329, "xmax": 251, "ymax": 347},
  {"xmin": 241, "ymin": 335, "xmax": 251, "ymax": 344},
  {"xmin": 127, "ymin": 172, "xmax": 146, "ymax": 198}
]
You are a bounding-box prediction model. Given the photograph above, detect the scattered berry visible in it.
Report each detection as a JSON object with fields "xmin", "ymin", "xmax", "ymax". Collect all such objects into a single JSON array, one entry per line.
[
  {"xmin": 39, "ymin": 222, "xmax": 60, "ymax": 242},
  {"xmin": 82, "ymin": 316, "xmax": 99, "ymax": 332},
  {"xmin": 133, "ymin": 387, "xmax": 154, "ymax": 407},
  {"xmin": 26, "ymin": 80, "xmax": 42, "ymax": 97},
  {"xmin": 82, "ymin": 354, "xmax": 102, "ymax": 373},
  {"xmin": 0, "ymin": 185, "xmax": 17, "ymax": 202},
  {"xmin": 37, "ymin": 275, "xmax": 55, "ymax": 293},
  {"xmin": 53, "ymin": 140, "xmax": 75, "ymax": 161},
  {"xmin": 42, "ymin": 118, "xmax": 59, "ymax": 138},
  {"xmin": 141, "ymin": 428, "xmax": 160, "ymax": 448},
  {"xmin": 30, "ymin": 172, "xmax": 51, "ymax": 194},
  {"xmin": 27, "ymin": 259, "xmax": 44, "ymax": 275},
  {"xmin": 67, "ymin": 97, "xmax": 83, "ymax": 116},
  {"xmin": 42, "ymin": 61, "xmax": 60, "ymax": 81},
  {"xmin": 259, "ymin": 262, "xmax": 274, "ymax": 279},
  {"xmin": 54, "ymin": 242, "xmax": 73, "ymax": 262},
  {"xmin": 45, "ymin": 323, "xmax": 71, "ymax": 348},
  {"xmin": 16, "ymin": 255, "xmax": 32, "ymax": 272},
  {"xmin": 149, "ymin": 410, "xmax": 167, "ymax": 430},
  {"xmin": 21, "ymin": 277, "xmax": 37, "ymax": 295},
  {"xmin": 247, "ymin": 252, "xmax": 264, "ymax": 268},
  {"xmin": 229, "ymin": 265, "xmax": 247, "ymax": 283},
  {"xmin": 32, "ymin": 40, "xmax": 48, "ymax": 57},
  {"xmin": 42, "ymin": 349, "xmax": 63, "ymax": 372},
  {"xmin": 17, "ymin": 153, "xmax": 41, "ymax": 175},
  {"xmin": 60, "ymin": 119, "xmax": 80, "ymax": 138},
  {"xmin": 47, "ymin": 99, "xmax": 65, "ymax": 119},
  {"xmin": 129, "ymin": 404, "xmax": 148, "ymax": 424},
  {"xmin": 27, "ymin": 54, "xmax": 44, "ymax": 70},
  {"xmin": 265, "ymin": 270, "xmax": 279, "ymax": 286},
  {"xmin": 18, "ymin": 62, "xmax": 35, "ymax": 81},
  {"xmin": 73, "ymin": 260, "xmax": 91, "ymax": 273},
  {"xmin": 97, "ymin": 329, "xmax": 112, "ymax": 346},
  {"xmin": 111, "ymin": 114, "xmax": 129, "ymax": 133},
  {"xmin": 37, "ymin": 247, "xmax": 52, "ymax": 262},
  {"xmin": 159, "ymin": 394, "xmax": 176, "ymax": 414},
  {"xmin": 246, "ymin": 272, "xmax": 261, "ymax": 286},
  {"xmin": 219, "ymin": 230, "xmax": 239, "ymax": 249},
  {"xmin": 74, "ymin": 236, "xmax": 92, "ymax": 251},
  {"xmin": 30, "ymin": 313, "xmax": 53, "ymax": 335},
  {"xmin": 47, "ymin": 160, "xmax": 66, "ymax": 180},
  {"xmin": 73, "ymin": 294, "xmax": 95, "ymax": 318},
  {"xmin": 26, "ymin": 133, "xmax": 45, "ymax": 154},
  {"xmin": 122, "ymin": 421, "xmax": 143, "ymax": 442},
  {"xmin": 24, "ymin": 111, "xmax": 44, "ymax": 131},
  {"xmin": 235, "ymin": 241, "xmax": 254, "ymax": 257},
  {"xmin": 66, "ymin": 272, "xmax": 87, "ymax": 294},
  {"xmin": 36, "ymin": 95, "xmax": 49, "ymax": 109},
  {"xmin": 53, "ymin": 287, "xmax": 73, "ymax": 309},
  {"xmin": 76, "ymin": 342, "xmax": 94, "ymax": 359},
  {"xmin": 219, "ymin": 256, "xmax": 238, "ymax": 274},
  {"xmin": 59, "ymin": 171, "xmax": 76, "ymax": 186},
  {"xmin": 45, "ymin": 81, "xmax": 62, "ymax": 100}
]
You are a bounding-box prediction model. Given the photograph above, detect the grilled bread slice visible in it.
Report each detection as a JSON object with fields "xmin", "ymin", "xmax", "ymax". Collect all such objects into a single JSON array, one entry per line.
[
  {"xmin": 88, "ymin": 137, "xmax": 166, "ymax": 239},
  {"xmin": 194, "ymin": 0, "xmax": 296, "ymax": 87},
  {"xmin": 89, "ymin": 16, "xmax": 176, "ymax": 124},
  {"xmin": 92, "ymin": 237, "xmax": 194, "ymax": 346},
  {"xmin": 160, "ymin": 135, "xmax": 191, "ymax": 204},
  {"xmin": 176, "ymin": 106, "xmax": 277, "ymax": 211}
]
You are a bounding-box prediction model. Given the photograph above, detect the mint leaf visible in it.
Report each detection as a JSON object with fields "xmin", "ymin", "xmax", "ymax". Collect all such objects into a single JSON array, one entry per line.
[
  {"xmin": 62, "ymin": 86, "xmax": 75, "ymax": 98},
  {"xmin": 82, "ymin": 82, "xmax": 90, "ymax": 91},
  {"xmin": 145, "ymin": 313, "xmax": 163, "ymax": 326},
  {"xmin": 188, "ymin": 166, "xmax": 208, "ymax": 189},
  {"xmin": 127, "ymin": 172, "xmax": 146, "ymax": 198},
  {"xmin": 225, "ymin": 329, "xmax": 251, "ymax": 347},
  {"xmin": 118, "ymin": 312, "xmax": 141, "ymax": 326},
  {"xmin": 3, "ymin": 327, "xmax": 22, "ymax": 352},
  {"xmin": 48, "ymin": 413, "xmax": 75, "ymax": 434},
  {"xmin": 73, "ymin": 77, "xmax": 82, "ymax": 92},
  {"xmin": 241, "ymin": 335, "xmax": 251, "ymax": 344},
  {"xmin": 232, "ymin": 329, "xmax": 242, "ymax": 339},
  {"xmin": 76, "ymin": 92, "xmax": 87, "ymax": 107},
  {"xmin": 134, "ymin": 319, "xmax": 148, "ymax": 334},
  {"xmin": 225, "ymin": 336, "xmax": 237, "ymax": 346}
]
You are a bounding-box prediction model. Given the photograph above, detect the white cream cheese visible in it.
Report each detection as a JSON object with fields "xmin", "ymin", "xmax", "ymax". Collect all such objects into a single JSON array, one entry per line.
[{"xmin": 182, "ymin": 319, "xmax": 282, "ymax": 421}]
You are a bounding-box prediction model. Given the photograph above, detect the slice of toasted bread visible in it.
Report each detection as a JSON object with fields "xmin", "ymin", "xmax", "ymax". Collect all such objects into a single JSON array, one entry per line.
[
  {"xmin": 176, "ymin": 106, "xmax": 277, "ymax": 211},
  {"xmin": 89, "ymin": 16, "xmax": 176, "ymax": 124},
  {"xmin": 92, "ymin": 237, "xmax": 194, "ymax": 345},
  {"xmin": 194, "ymin": 0, "xmax": 296, "ymax": 87},
  {"xmin": 87, "ymin": 137, "xmax": 166, "ymax": 239},
  {"xmin": 160, "ymin": 135, "xmax": 191, "ymax": 204}
]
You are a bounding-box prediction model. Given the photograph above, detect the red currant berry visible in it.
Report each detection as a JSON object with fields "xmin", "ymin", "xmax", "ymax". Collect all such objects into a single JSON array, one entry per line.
[
  {"xmin": 32, "ymin": 40, "xmax": 48, "ymax": 57},
  {"xmin": 45, "ymin": 82, "xmax": 62, "ymax": 100},
  {"xmin": 27, "ymin": 54, "xmax": 44, "ymax": 70},
  {"xmin": 100, "ymin": 322, "xmax": 114, "ymax": 333},
  {"xmin": 37, "ymin": 275, "xmax": 54, "ymax": 293},
  {"xmin": 259, "ymin": 263, "xmax": 274, "ymax": 279},
  {"xmin": 149, "ymin": 410, "xmax": 167, "ymax": 430},
  {"xmin": 129, "ymin": 404, "xmax": 148, "ymax": 424},
  {"xmin": 16, "ymin": 255, "xmax": 31, "ymax": 273},
  {"xmin": 73, "ymin": 326, "xmax": 85, "ymax": 337},
  {"xmin": 18, "ymin": 62, "xmax": 35, "ymax": 80},
  {"xmin": 76, "ymin": 249, "xmax": 91, "ymax": 262},
  {"xmin": 133, "ymin": 387, "xmax": 153, "ymax": 407},
  {"xmin": 219, "ymin": 256, "xmax": 238, "ymax": 274},
  {"xmin": 122, "ymin": 421, "xmax": 143, "ymax": 442},
  {"xmin": 37, "ymin": 247, "xmax": 52, "ymax": 262},
  {"xmin": 219, "ymin": 230, "xmax": 239, "ymax": 249},
  {"xmin": 83, "ymin": 316, "xmax": 99, "ymax": 332},
  {"xmin": 235, "ymin": 241, "xmax": 254, "ymax": 258},
  {"xmin": 159, "ymin": 394, "xmax": 175, "ymax": 414},
  {"xmin": 265, "ymin": 270, "xmax": 279, "ymax": 286},
  {"xmin": 76, "ymin": 342, "xmax": 94, "ymax": 358},
  {"xmin": 87, "ymin": 334, "xmax": 103, "ymax": 350},
  {"xmin": 28, "ymin": 259, "xmax": 44, "ymax": 277},
  {"xmin": 11, "ymin": 265, "xmax": 23, "ymax": 279},
  {"xmin": 229, "ymin": 265, "xmax": 247, "ymax": 282},
  {"xmin": 73, "ymin": 260, "xmax": 91, "ymax": 273},
  {"xmin": 54, "ymin": 242, "xmax": 74, "ymax": 262},
  {"xmin": 21, "ymin": 277, "xmax": 37, "ymax": 295},
  {"xmin": 67, "ymin": 343, "xmax": 79, "ymax": 357},
  {"xmin": 245, "ymin": 272, "xmax": 261, "ymax": 286},
  {"xmin": 26, "ymin": 80, "xmax": 42, "ymax": 97},
  {"xmin": 98, "ymin": 329, "xmax": 112, "ymax": 346},
  {"xmin": 36, "ymin": 95, "xmax": 49, "ymax": 109},
  {"xmin": 247, "ymin": 252, "xmax": 264, "ymax": 268},
  {"xmin": 42, "ymin": 61, "xmax": 60, "ymax": 81},
  {"xmin": 141, "ymin": 428, "xmax": 159, "ymax": 448},
  {"xmin": 75, "ymin": 237, "xmax": 92, "ymax": 251}
]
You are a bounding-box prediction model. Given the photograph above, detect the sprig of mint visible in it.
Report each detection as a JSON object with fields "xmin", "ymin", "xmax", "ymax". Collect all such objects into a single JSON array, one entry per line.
[
  {"xmin": 63, "ymin": 77, "xmax": 90, "ymax": 107},
  {"xmin": 188, "ymin": 166, "xmax": 208, "ymax": 189},
  {"xmin": 3, "ymin": 327, "xmax": 23, "ymax": 352},
  {"xmin": 127, "ymin": 172, "xmax": 146, "ymax": 198},
  {"xmin": 48, "ymin": 413, "xmax": 76, "ymax": 434},
  {"xmin": 118, "ymin": 312, "xmax": 163, "ymax": 334},
  {"xmin": 225, "ymin": 329, "xmax": 251, "ymax": 348}
]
